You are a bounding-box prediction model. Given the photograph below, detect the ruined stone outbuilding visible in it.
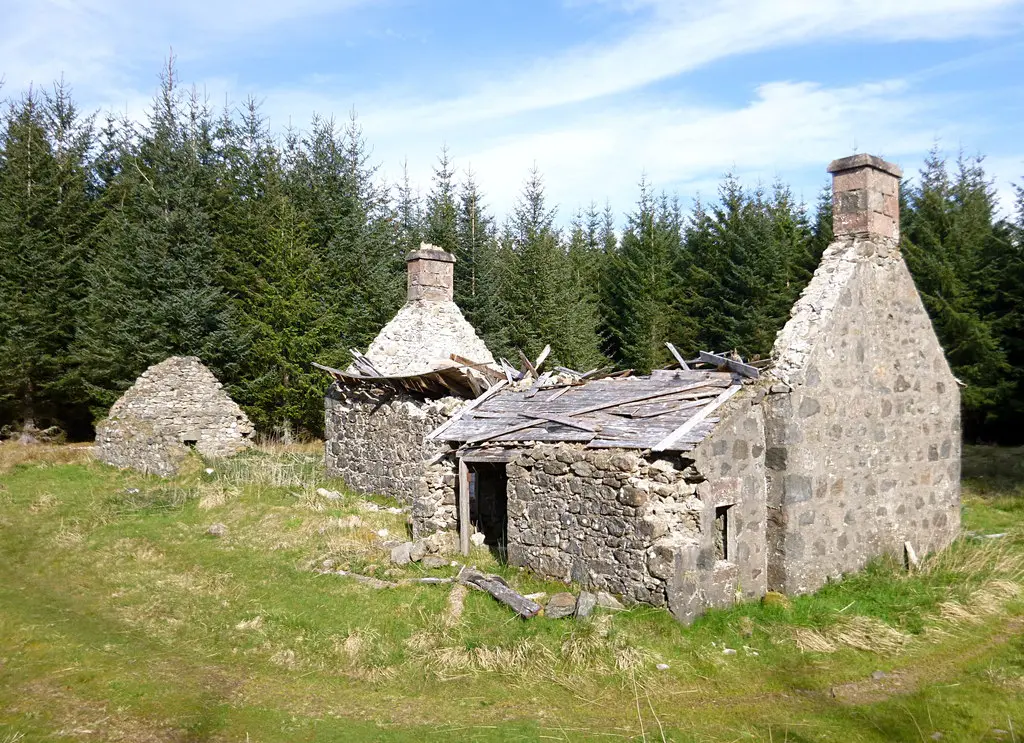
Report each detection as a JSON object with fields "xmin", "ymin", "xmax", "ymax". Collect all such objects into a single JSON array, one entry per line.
[
  {"xmin": 323, "ymin": 155, "xmax": 961, "ymax": 624},
  {"xmin": 319, "ymin": 245, "xmax": 498, "ymax": 502},
  {"xmin": 96, "ymin": 356, "xmax": 253, "ymax": 476}
]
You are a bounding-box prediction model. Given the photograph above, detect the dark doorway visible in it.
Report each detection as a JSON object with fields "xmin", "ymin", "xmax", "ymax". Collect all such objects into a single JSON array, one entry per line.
[{"xmin": 468, "ymin": 463, "xmax": 508, "ymax": 559}]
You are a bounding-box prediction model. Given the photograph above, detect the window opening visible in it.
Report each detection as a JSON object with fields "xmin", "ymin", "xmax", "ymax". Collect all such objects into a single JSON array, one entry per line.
[{"xmin": 714, "ymin": 505, "xmax": 732, "ymax": 561}]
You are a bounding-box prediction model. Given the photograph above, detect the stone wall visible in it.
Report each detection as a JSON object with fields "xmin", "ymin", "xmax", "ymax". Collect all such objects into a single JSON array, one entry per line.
[
  {"xmin": 96, "ymin": 356, "xmax": 253, "ymax": 477},
  {"xmin": 504, "ymin": 444, "xmax": 703, "ymax": 606},
  {"xmin": 765, "ymin": 234, "xmax": 961, "ymax": 594},
  {"xmin": 411, "ymin": 456, "xmax": 458, "ymax": 537},
  {"xmin": 667, "ymin": 397, "xmax": 768, "ymax": 622},
  {"xmin": 324, "ymin": 384, "xmax": 460, "ymax": 504}
]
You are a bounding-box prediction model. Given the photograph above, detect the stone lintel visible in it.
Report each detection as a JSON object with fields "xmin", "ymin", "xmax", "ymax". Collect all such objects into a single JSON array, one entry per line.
[{"xmin": 405, "ymin": 246, "xmax": 456, "ymax": 264}]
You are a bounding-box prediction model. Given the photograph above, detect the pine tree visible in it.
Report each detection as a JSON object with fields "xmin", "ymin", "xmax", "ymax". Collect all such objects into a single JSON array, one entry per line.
[
  {"xmin": 454, "ymin": 167, "xmax": 504, "ymax": 350},
  {"xmin": 902, "ymin": 148, "xmax": 1011, "ymax": 439},
  {"xmin": 0, "ymin": 84, "xmax": 95, "ymax": 435},
  {"xmin": 424, "ymin": 146, "xmax": 458, "ymax": 253},
  {"xmin": 75, "ymin": 61, "xmax": 237, "ymax": 415}
]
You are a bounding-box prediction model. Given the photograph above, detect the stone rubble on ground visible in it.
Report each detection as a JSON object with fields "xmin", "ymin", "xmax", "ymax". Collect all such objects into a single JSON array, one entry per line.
[
  {"xmin": 596, "ymin": 591, "xmax": 625, "ymax": 611},
  {"xmin": 206, "ymin": 523, "xmax": 227, "ymax": 537},
  {"xmin": 545, "ymin": 592, "xmax": 577, "ymax": 619},
  {"xmin": 469, "ymin": 532, "xmax": 486, "ymax": 547},
  {"xmin": 575, "ymin": 591, "xmax": 597, "ymax": 618}
]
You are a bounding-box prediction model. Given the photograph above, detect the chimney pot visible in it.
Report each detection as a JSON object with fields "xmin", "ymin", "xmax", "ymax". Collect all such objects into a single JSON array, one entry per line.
[
  {"xmin": 406, "ymin": 242, "xmax": 456, "ymax": 302},
  {"xmin": 827, "ymin": 154, "xmax": 902, "ymax": 241}
]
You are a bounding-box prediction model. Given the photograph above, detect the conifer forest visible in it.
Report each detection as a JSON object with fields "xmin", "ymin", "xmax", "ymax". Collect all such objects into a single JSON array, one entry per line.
[{"xmin": 1, "ymin": 68, "xmax": 1022, "ymax": 444}]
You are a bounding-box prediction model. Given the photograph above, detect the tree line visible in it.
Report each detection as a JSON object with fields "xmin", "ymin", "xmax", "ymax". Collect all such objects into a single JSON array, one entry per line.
[{"xmin": 1, "ymin": 66, "xmax": 1021, "ymax": 443}]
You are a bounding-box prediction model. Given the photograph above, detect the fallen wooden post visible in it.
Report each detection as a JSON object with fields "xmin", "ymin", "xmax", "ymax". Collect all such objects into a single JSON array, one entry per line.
[{"xmin": 458, "ymin": 568, "xmax": 542, "ymax": 618}]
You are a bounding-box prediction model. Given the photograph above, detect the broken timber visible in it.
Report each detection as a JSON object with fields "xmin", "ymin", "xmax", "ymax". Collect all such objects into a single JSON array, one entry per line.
[
  {"xmin": 458, "ymin": 568, "xmax": 542, "ymax": 618},
  {"xmin": 698, "ymin": 351, "xmax": 759, "ymax": 380},
  {"xmin": 652, "ymin": 384, "xmax": 742, "ymax": 451}
]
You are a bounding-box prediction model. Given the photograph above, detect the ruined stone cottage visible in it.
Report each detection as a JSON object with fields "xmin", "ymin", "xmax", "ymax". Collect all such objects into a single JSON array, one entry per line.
[
  {"xmin": 320, "ymin": 245, "xmax": 497, "ymax": 500},
  {"xmin": 321, "ymin": 155, "xmax": 961, "ymax": 623},
  {"xmin": 96, "ymin": 356, "xmax": 253, "ymax": 476}
]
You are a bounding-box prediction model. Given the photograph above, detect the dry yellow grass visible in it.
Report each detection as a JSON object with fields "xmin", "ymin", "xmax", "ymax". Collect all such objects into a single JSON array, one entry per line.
[{"xmin": 0, "ymin": 442, "xmax": 93, "ymax": 473}]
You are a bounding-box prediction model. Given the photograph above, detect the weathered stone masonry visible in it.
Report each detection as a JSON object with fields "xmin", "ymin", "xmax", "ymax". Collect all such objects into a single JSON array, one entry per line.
[
  {"xmin": 338, "ymin": 154, "xmax": 961, "ymax": 623},
  {"xmin": 96, "ymin": 356, "xmax": 253, "ymax": 476},
  {"xmin": 324, "ymin": 386, "xmax": 458, "ymax": 505},
  {"xmin": 764, "ymin": 154, "xmax": 960, "ymax": 595}
]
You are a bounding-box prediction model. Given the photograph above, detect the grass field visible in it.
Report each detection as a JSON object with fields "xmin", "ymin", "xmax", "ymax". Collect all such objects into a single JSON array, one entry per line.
[{"xmin": 0, "ymin": 442, "xmax": 1022, "ymax": 742}]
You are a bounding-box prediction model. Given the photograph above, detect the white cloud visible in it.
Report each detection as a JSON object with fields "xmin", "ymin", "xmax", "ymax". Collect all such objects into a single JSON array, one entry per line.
[{"xmin": 356, "ymin": 0, "xmax": 1024, "ymax": 132}]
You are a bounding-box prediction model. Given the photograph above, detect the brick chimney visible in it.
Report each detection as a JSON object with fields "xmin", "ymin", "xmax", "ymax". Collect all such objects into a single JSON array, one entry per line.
[
  {"xmin": 827, "ymin": 154, "xmax": 903, "ymax": 241},
  {"xmin": 406, "ymin": 243, "xmax": 456, "ymax": 302}
]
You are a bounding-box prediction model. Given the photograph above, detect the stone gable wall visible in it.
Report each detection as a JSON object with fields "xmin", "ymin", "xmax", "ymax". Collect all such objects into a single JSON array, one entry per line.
[
  {"xmin": 765, "ymin": 236, "xmax": 960, "ymax": 594},
  {"xmin": 96, "ymin": 356, "xmax": 253, "ymax": 476},
  {"xmin": 324, "ymin": 384, "xmax": 460, "ymax": 504}
]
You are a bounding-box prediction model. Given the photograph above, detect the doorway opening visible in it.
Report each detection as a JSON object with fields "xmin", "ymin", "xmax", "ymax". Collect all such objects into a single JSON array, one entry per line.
[{"xmin": 468, "ymin": 462, "xmax": 508, "ymax": 559}]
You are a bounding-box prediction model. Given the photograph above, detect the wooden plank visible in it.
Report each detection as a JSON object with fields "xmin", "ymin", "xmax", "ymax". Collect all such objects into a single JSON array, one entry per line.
[
  {"xmin": 521, "ymin": 412, "xmax": 599, "ymax": 433},
  {"xmin": 524, "ymin": 371, "xmax": 552, "ymax": 398},
  {"xmin": 450, "ymin": 354, "xmax": 505, "ymax": 382},
  {"xmin": 458, "ymin": 447, "xmax": 520, "ymax": 463},
  {"xmin": 665, "ymin": 342, "xmax": 690, "ymax": 370},
  {"xmin": 458, "ymin": 568, "xmax": 541, "ymax": 619},
  {"xmin": 464, "ymin": 380, "xmax": 724, "ymax": 445},
  {"xmin": 499, "ymin": 358, "xmax": 518, "ymax": 383},
  {"xmin": 546, "ymin": 386, "xmax": 573, "ymax": 402},
  {"xmin": 698, "ymin": 351, "xmax": 760, "ymax": 380},
  {"xmin": 312, "ymin": 361, "xmax": 345, "ymax": 376},
  {"xmin": 533, "ymin": 344, "xmax": 551, "ymax": 371},
  {"xmin": 426, "ymin": 379, "xmax": 508, "ymax": 440},
  {"xmin": 517, "ymin": 349, "xmax": 538, "ymax": 379},
  {"xmin": 458, "ymin": 458, "xmax": 471, "ymax": 556},
  {"xmin": 652, "ymin": 384, "xmax": 743, "ymax": 451}
]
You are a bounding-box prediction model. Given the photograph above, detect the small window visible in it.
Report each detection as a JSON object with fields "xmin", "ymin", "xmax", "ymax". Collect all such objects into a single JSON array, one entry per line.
[{"xmin": 714, "ymin": 505, "xmax": 732, "ymax": 561}]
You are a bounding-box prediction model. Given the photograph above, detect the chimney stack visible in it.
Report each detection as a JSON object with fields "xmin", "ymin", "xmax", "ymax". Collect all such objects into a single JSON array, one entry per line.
[
  {"xmin": 406, "ymin": 243, "xmax": 456, "ymax": 302},
  {"xmin": 827, "ymin": 154, "xmax": 902, "ymax": 241}
]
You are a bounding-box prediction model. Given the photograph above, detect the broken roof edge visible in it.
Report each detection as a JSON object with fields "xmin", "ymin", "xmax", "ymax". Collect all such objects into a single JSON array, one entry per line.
[{"xmin": 434, "ymin": 369, "xmax": 756, "ymax": 452}]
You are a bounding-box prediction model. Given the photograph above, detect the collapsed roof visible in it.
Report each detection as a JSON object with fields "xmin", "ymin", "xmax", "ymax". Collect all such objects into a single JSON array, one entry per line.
[{"xmin": 431, "ymin": 368, "xmax": 750, "ymax": 453}]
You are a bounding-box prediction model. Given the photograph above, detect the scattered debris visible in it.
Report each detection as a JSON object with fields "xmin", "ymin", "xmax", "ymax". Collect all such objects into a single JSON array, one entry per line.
[
  {"xmin": 872, "ymin": 670, "xmax": 887, "ymax": 680},
  {"xmin": 445, "ymin": 583, "xmax": 467, "ymax": 626},
  {"xmin": 409, "ymin": 541, "xmax": 428, "ymax": 562},
  {"xmin": 656, "ymin": 663, "xmax": 670, "ymax": 671},
  {"xmin": 204, "ymin": 467, "xmax": 215, "ymax": 475},
  {"xmin": 390, "ymin": 542, "xmax": 412, "ymax": 565},
  {"xmin": 904, "ymin": 541, "xmax": 920, "ymax": 570},
  {"xmin": 596, "ymin": 592, "xmax": 625, "ymax": 611},
  {"xmin": 206, "ymin": 523, "xmax": 227, "ymax": 537},
  {"xmin": 421, "ymin": 555, "xmax": 448, "ymax": 569},
  {"xmin": 376, "ymin": 528, "xmax": 389, "ymax": 538},
  {"xmin": 722, "ymin": 647, "xmax": 737, "ymax": 656},
  {"xmin": 316, "ymin": 487, "xmax": 343, "ymax": 501},
  {"xmin": 575, "ymin": 591, "xmax": 597, "ymax": 618},
  {"xmin": 457, "ymin": 567, "xmax": 541, "ymax": 619},
  {"xmin": 545, "ymin": 592, "xmax": 578, "ymax": 619},
  {"xmin": 523, "ymin": 592, "xmax": 547, "ymax": 601},
  {"xmin": 469, "ymin": 532, "xmax": 486, "ymax": 548}
]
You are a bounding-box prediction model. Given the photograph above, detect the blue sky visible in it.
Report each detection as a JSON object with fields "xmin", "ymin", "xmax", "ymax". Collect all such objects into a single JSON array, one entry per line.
[{"xmin": 3, "ymin": 0, "xmax": 1024, "ymax": 223}]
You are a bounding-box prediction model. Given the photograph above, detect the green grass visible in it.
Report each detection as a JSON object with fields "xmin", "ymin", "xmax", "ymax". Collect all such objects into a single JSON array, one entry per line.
[{"xmin": 0, "ymin": 444, "xmax": 1022, "ymax": 741}]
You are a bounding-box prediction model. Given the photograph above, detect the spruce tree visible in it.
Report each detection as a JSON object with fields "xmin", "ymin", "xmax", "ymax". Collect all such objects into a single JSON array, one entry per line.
[
  {"xmin": 454, "ymin": 167, "xmax": 504, "ymax": 349},
  {"xmin": 424, "ymin": 146, "xmax": 458, "ymax": 253},
  {"xmin": 0, "ymin": 84, "xmax": 95, "ymax": 434},
  {"xmin": 902, "ymin": 149, "xmax": 1011, "ymax": 439},
  {"xmin": 75, "ymin": 62, "xmax": 237, "ymax": 415},
  {"xmin": 606, "ymin": 180, "xmax": 679, "ymax": 372}
]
